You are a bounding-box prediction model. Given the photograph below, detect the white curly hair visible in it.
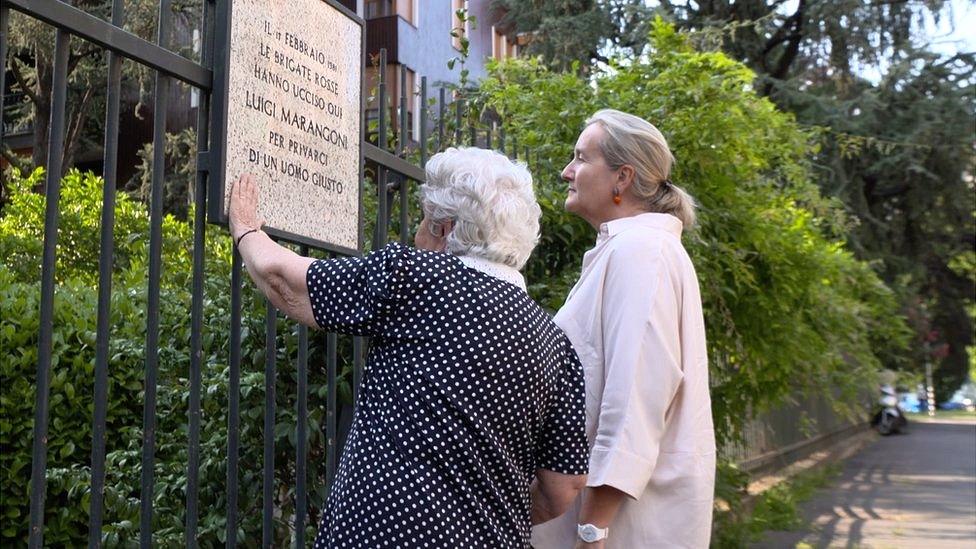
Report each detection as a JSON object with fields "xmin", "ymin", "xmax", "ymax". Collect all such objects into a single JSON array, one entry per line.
[{"xmin": 420, "ymin": 147, "xmax": 541, "ymax": 269}]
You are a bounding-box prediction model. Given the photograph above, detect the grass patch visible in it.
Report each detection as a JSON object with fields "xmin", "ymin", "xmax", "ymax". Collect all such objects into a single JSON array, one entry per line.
[
  {"xmin": 907, "ymin": 410, "xmax": 976, "ymax": 421},
  {"xmin": 749, "ymin": 464, "xmax": 840, "ymax": 534},
  {"xmin": 712, "ymin": 463, "xmax": 841, "ymax": 548}
]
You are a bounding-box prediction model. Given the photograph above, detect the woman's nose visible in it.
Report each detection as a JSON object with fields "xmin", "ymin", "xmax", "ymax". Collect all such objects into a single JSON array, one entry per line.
[{"xmin": 561, "ymin": 163, "xmax": 573, "ymax": 182}]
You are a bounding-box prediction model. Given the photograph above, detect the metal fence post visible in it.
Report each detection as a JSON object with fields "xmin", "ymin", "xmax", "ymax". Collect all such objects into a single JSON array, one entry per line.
[
  {"xmin": 87, "ymin": 0, "xmax": 125, "ymax": 545},
  {"xmin": 186, "ymin": 1, "xmax": 216, "ymax": 545},
  {"xmin": 27, "ymin": 25, "xmax": 71, "ymax": 549}
]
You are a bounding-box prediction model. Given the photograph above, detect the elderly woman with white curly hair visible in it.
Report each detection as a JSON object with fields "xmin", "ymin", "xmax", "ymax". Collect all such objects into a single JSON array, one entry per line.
[{"xmin": 228, "ymin": 147, "xmax": 589, "ymax": 548}]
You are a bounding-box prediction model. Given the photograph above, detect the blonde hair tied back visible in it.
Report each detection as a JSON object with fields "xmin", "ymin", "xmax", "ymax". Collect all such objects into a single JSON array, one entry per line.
[{"xmin": 585, "ymin": 109, "xmax": 697, "ymax": 229}]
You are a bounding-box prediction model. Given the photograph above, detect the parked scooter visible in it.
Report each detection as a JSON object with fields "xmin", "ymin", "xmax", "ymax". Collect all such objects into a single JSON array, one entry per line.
[{"xmin": 871, "ymin": 385, "xmax": 908, "ymax": 435}]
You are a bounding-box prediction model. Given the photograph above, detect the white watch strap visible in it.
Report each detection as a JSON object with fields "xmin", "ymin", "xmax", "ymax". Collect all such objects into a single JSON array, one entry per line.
[{"xmin": 577, "ymin": 523, "xmax": 609, "ymax": 542}]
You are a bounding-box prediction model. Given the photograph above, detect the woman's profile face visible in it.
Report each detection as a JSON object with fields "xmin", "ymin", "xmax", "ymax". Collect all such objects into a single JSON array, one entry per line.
[{"xmin": 562, "ymin": 123, "xmax": 618, "ymax": 227}]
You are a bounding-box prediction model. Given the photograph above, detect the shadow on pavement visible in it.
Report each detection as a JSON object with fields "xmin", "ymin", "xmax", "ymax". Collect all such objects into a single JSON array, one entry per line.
[{"xmin": 750, "ymin": 421, "xmax": 976, "ymax": 549}]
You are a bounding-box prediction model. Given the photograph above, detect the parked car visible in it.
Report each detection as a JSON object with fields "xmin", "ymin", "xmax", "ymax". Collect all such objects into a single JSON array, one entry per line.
[
  {"xmin": 940, "ymin": 398, "xmax": 974, "ymax": 411},
  {"xmin": 940, "ymin": 382, "xmax": 976, "ymax": 412}
]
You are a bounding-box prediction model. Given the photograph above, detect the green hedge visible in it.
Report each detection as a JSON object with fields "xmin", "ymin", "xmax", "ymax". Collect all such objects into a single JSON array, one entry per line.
[{"xmin": 1, "ymin": 169, "xmax": 349, "ymax": 547}]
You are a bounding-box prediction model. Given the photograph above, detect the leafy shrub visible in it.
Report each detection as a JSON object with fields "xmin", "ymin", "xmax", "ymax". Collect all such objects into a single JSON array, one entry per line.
[
  {"xmin": 1, "ymin": 168, "xmax": 349, "ymax": 547},
  {"xmin": 474, "ymin": 20, "xmax": 909, "ymax": 444}
]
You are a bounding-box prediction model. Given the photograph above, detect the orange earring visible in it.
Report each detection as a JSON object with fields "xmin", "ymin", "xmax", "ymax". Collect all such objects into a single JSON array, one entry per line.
[{"xmin": 613, "ymin": 189, "xmax": 622, "ymax": 205}]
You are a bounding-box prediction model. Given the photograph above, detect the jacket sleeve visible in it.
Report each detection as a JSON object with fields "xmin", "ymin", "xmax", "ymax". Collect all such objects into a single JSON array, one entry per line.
[
  {"xmin": 586, "ymin": 242, "xmax": 684, "ymax": 499},
  {"xmin": 306, "ymin": 242, "xmax": 412, "ymax": 336},
  {"xmin": 535, "ymin": 337, "xmax": 590, "ymax": 475}
]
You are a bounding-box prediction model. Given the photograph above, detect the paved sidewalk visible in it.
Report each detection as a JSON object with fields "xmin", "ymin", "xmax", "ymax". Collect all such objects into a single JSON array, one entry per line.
[{"xmin": 752, "ymin": 419, "xmax": 976, "ymax": 549}]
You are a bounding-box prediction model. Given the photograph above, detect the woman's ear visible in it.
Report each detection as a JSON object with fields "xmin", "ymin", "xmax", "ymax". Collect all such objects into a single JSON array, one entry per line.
[
  {"xmin": 431, "ymin": 219, "xmax": 453, "ymax": 239},
  {"xmin": 428, "ymin": 219, "xmax": 454, "ymax": 252},
  {"xmin": 617, "ymin": 165, "xmax": 637, "ymax": 193},
  {"xmin": 440, "ymin": 219, "xmax": 455, "ymax": 238}
]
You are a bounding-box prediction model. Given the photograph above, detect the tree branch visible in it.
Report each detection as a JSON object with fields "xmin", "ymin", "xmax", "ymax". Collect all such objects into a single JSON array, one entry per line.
[
  {"xmin": 7, "ymin": 58, "xmax": 42, "ymax": 106},
  {"xmin": 63, "ymin": 85, "xmax": 96, "ymax": 169},
  {"xmin": 869, "ymin": 182, "xmax": 911, "ymax": 199},
  {"xmin": 1, "ymin": 147, "xmax": 30, "ymax": 174},
  {"xmin": 767, "ymin": 0, "xmax": 806, "ymax": 82},
  {"xmin": 68, "ymin": 43, "xmax": 101, "ymax": 66},
  {"xmin": 761, "ymin": 2, "xmax": 803, "ymax": 57}
]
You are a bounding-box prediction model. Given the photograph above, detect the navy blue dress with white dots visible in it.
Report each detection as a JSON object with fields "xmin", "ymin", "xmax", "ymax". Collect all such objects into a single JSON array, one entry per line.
[{"xmin": 307, "ymin": 243, "xmax": 588, "ymax": 548}]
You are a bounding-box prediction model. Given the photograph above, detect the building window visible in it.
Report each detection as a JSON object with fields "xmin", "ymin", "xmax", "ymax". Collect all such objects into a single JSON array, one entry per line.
[
  {"xmin": 452, "ymin": 0, "xmax": 467, "ymax": 51},
  {"xmin": 365, "ymin": 0, "xmax": 414, "ymax": 25},
  {"xmin": 396, "ymin": 0, "xmax": 416, "ymax": 26},
  {"xmin": 491, "ymin": 26, "xmax": 517, "ymax": 60},
  {"xmin": 365, "ymin": 0, "xmax": 393, "ymax": 19}
]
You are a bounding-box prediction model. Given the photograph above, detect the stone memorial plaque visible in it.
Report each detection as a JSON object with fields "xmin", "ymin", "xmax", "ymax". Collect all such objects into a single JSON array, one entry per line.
[{"xmin": 217, "ymin": 0, "xmax": 362, "ymax": 253}]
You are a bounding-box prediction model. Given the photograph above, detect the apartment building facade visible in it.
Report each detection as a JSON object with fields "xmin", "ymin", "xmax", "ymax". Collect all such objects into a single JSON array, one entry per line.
[{"xmin": 349, "ymin": 0, "xmax": 519, "ymax": 140}]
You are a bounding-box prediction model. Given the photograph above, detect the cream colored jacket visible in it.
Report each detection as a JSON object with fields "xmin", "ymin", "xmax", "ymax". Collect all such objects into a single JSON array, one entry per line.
[{"xmin": 531, "ymin": 213, "xmax": 716, "ymax": 548}]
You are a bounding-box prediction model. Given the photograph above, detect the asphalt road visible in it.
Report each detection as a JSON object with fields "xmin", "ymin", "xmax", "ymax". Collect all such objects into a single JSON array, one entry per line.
[{"xmin": 753, "ymin": 419, "xmax": 976, "ymax": 549}]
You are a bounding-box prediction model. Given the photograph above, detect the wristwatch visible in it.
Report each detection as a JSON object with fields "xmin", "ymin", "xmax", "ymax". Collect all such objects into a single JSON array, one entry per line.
[{"xmin": 577, "ymin": 523, "xmax": 609, "ymax": 543}]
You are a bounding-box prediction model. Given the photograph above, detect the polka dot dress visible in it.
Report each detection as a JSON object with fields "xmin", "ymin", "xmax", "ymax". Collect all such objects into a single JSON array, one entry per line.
[{"xmin": 307, "ymin": 242, "xmax": 588, "ymax": 548}]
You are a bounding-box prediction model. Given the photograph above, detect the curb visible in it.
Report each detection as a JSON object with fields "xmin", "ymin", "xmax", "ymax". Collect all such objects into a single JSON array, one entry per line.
[{"xmin": 744, "ymin": 426, "xmax": 876, "ymax": 498}]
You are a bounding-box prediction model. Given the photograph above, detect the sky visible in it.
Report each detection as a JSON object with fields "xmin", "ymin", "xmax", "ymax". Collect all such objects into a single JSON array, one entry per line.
[
  {"xmin": 766, "ymin": 0, "xmax": 976, "ymax": 83},
  {"xmin": 855, "ymin": 0, "xmax": 976, "ymax": 83},
  {"xmin": 925, "ymin": 0, "xmax": 976, "ymax": 58}
]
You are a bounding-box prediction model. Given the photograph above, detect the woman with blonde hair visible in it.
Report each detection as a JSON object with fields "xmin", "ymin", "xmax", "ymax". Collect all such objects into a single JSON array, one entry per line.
[{"xmin": 531, "ymin": 109, "xmax": 715, "ymax": 548}]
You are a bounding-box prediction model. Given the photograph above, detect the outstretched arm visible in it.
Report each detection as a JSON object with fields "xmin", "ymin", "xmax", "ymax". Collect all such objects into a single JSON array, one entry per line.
[{"xmin": 228, "ymin": 174, "xmax": 317, "ymax": 328}]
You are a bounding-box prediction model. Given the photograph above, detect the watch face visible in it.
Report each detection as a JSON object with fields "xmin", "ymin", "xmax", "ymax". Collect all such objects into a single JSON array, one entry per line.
[{"xmin": 580, "ymin": 525, "xmax": 599, "ymax": 542}]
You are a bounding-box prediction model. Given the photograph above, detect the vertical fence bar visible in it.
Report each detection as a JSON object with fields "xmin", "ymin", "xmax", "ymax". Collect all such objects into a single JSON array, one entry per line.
[
  {"xmin": 498, "ymin": 124, "xmax": 505, "ymax": 154},
  {"xmin": 325, "ymin": 332, "xmax": 338, "ymax": 494},
  {"xmin": 226, "ymin": 251, "xmax": 243, "ymax": 547},
  {"xmin": 419, "ymin": 77, "xmax": 428, "ymax": 173},
  {"xmin": 373, "ymin": 49, "xmax": 388, "ymax": 250},
  {"xmin": 186, "ymin": 1, "xmax": 215, "ymax": 544},
  {"xmin": 511, "ymin": 134, "xmax": 517, "ymax": 161},
  {"xmin": 397, "ymin": 65, "xmax": 407, "ymax": 156},
  {"xmin": 87, "ymin": 1, "xmax": 125, "ymax": 545},
  {"xmin": 469, "ymin": 117, "xmax": 476, "ymax": 147},
  {"xmin": 399, "ymin": 74, "xmax": 424, "ymax": 244},
  {"xmin": 377, "ymin": 48, "xmax": 387, "ymax": 152},
  {"xmin": 454, "ymin": 98, "xmax": 462, "ymax": 145},
  {"xmin": 262, "ymin": 299, "xmax": 277, "ymax": 548},
  {"xmin": 0, "ymin": 6, "xmax": 8, "ymax": 137},
  {"xmin": 485, "ymin": 119, "xmax": 492, "ymax": 150},
  {"xmin": 139, "ymin": 0, "xmax": 174, "ymax": 543},
  {"xmin": 437, "ymin": 87, "xmax": 445, "ymax": 152},
  {"xmin": 396, "ymin": 67, "xmax": 409, "ymax": 243},
  {"xmin": 294, "ymin": 246, "xmax": 309, "ymax": 548},
  {"xmin": 27, "ymin": 26, "xmax": 71, "ymax": 549}
]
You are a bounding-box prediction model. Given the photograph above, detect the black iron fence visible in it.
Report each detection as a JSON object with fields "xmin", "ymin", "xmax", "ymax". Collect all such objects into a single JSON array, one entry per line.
[
  {"xmin": 1, "ymin": 1, "xmax": 533, "ymax": 546},
  {"xmin": 721, "ymin": 393, "xmax": 869, "ymax": 475}
]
